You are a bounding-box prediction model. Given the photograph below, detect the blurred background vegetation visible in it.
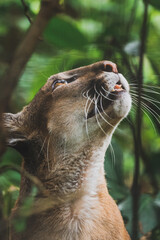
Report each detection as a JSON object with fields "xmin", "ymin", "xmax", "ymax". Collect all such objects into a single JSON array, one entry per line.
[{"xmin": 0, "ymin": 0, "xmax": 160, "ymax": 239}]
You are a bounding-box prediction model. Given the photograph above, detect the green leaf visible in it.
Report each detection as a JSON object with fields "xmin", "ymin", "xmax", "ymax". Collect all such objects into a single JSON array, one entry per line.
[
  {"xmin": 13, "ymin": 217, "xmax": 27, "ymax": 233},
  {"xmin": 3, "ymin": 190, "xmax": 19, "ymax": 217},
  {"xmin": 139, "ymin": 194, "xmax": 158, "ymax": 234},
  {"xmin": 149, "ymin": 0, "xmax": 160, "ymax": 10},
  {"xmin": 0, "ymin": 170, "xmax": 21, "ymax": 188},
  {"xmin": 119, "ymin": 194, "xmax": 159, "ymax": 237},
  {"xmin": 44, "ymin": 16, "xmax": 88, "ymax": 50},
  {"xmin": 0, "ymin": 148, "xmax": 22, "ymax": 167},
  {"xmin": 0, "ymin": 175, "xmax": 11, "ymax": 190},
  {"xmin": 118, "ymin": 195, "xmax": 133, "ymax": 234},
  {"xmin": 105, "ymin": 139, "xmax": 129, "ymax": 201},
  {"xmin": 154, "ymin": 192, "xmax": 160, "ymax": 208}
]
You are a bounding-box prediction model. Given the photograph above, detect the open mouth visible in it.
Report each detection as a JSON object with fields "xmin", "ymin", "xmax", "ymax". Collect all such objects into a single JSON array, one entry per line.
[
  {"xmin": 111, "ymin": 80, "xmax": 125, "ymax": 93},
  {"xmin": 87, "ymin": 81, "xmax": 126, "ymax": 119}
]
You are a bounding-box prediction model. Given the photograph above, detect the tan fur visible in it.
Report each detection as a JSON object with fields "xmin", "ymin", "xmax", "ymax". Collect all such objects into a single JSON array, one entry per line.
[{"xmin": 4, "ymin": 61, "xmax": 131, "ymax": 240}]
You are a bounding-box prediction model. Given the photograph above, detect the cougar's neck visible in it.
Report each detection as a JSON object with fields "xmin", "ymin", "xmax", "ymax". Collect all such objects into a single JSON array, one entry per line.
[
  {"xmin": 41, "ymin": 136, "xmax": 112, "ymax": 201},
  {"xmin": 19, "ymin": 133, "xmax": 112, "ymax": 205}
]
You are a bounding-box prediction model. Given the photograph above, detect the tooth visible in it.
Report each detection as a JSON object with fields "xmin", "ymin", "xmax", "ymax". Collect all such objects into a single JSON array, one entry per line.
[{"xmin": 114, "ymin": 84, "xmax": 122, "ymax": 90}]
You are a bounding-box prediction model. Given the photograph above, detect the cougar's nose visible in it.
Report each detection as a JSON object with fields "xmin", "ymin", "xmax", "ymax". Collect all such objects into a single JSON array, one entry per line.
[{"xmin": 103, "ymin": 61, "xmax": 118, "ymax": 73}]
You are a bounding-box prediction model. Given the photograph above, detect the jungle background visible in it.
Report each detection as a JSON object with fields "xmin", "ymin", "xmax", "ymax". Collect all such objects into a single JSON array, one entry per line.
[{"xmin": 0, "ymin": 0, "xmax": 160, "ymax": 239}]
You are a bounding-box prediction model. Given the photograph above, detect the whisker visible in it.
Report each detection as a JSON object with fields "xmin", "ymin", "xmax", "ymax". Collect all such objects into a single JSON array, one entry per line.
[
  {"xmin": 131, "ymin": 94, "xmax": 160, "ymax": 112},
  {"xmin": 96, "ymin": 103, "xmax": 115, "ymax": 128},
  {"xmin": 86, "ymin": 88, "xmax": 93, "ymax": 101},
  {"xmin": 100, "ymin": 95, "xmax": 112, "ymax": 119},
  {"xmin": 94, "ymin": 84, "xmax": 100, "ymax": 96},
  {"xmin": 63, "ymin": 137, "xmax": 67, "ymax": 156},
  {"xmin": 100, "ymin": 90, "xmax": 115, "ymax": 102},
  {"xmin": 94, "ymin": 95, "xmax": 107, "ymax": 135},
  {"xmin": 99, "ymin": 94, "xmax": 126, "ymax": 136},
  {"xmin": 141, "ymin": 102, "xmax": 160, "ymax": 123},
  {"xmin": 132, "ymin": 96, "xmax": 160, "ymax": 124},
  {"xmin": 38, "ymin": 136, "xmax": 48, "ymax": 159},
  {"xmin": 94, "ymin": 84, "xmax": 113, "ymax": 120},
  {"xmin": 82, "ymin": 87, "xmax": 92, "ymax": 99},
  {"xmin": 46, "ymin": 136, "xmax": 51, "ymax": 171},
  {"xmin": 130, "ymin": 83, "xmax": 160, "ymax": 89},
  {"xmin": 109, "ymin": 143, "xmax": 116, "ymax": 167},
  {"xmin": 130, "ymin": 87, "xmax": 160, "ymax": 96},
  {"xmin": 93, "ymin": 86, "xmax": 115, "ymax": 128},
  {"xmin": 130, "ymin": 92, "xmax": 160, "ymax": 105},
  {"xmin": 132, "ymin": 99, "xmax": 157, "ymax": 133},
  {"xmin": 125, "ymin": 115, "xmax": 135, "ymax": 126},
  {"xmin": 101, "ymin": 86, "xmax": 117, "ymax": 97},
  {"xmin": 95, "ymin": 85, "xmax": 127, "ymax": 135},
  {"xmin": 84, "ymin": 99, "xmax": 92, "ymax": 139},
  {"xmin": 84, "ymin": 90, "xmax": 93, "ymax": 140}
]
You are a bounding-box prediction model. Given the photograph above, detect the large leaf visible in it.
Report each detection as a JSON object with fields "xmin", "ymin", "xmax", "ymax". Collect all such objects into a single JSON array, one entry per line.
[
  {"xmin": 119, "ymin": 194, "xmax": 159, "ymax": 237},
  {"xmin": 105, "ymin": 139, "xmax": 129, "ymax": 201},
  {"xmin": 44, "ymin": 16, "xmax": 88, "ymax": 50},
  {"xmin": 139, "ymin": 194, "xmax": 158, "ymax": 234}
]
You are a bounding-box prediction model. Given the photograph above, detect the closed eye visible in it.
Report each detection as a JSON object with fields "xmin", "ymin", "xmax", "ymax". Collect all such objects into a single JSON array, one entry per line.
[
  {"xmin": 52, "ymin": 80, "xmax": 68, "ymax": 91},
  {"xmin": 51, "ymin": 75, "xmax": 78, "ymax": 91}
]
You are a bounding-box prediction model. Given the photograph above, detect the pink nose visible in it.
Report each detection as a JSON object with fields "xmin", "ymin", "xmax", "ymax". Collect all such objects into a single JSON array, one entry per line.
[{"xmin": 104, "ymin": 61, "xmax": 118, "ymax": 73}]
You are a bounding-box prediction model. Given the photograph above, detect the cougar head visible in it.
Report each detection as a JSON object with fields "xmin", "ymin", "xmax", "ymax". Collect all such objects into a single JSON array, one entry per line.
[{"xmin": 4, "ymin": 61, "xmax": 131, "ymax": 166}]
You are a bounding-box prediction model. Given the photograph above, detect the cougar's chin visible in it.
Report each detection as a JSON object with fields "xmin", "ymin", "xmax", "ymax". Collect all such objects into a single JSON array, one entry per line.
[{"xmin": 111, "ymin": 91, "xmax": 132, "ymax": 118}]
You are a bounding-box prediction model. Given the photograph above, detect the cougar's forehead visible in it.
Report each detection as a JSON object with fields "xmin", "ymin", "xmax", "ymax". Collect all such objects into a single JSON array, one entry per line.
[{"xmin": 47, "ymin": 61, "xmax": 118, "ymax": 82}]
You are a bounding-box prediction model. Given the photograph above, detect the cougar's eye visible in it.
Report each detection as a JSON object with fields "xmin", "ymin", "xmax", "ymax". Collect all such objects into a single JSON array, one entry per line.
[{"xmin": 52, "ymin": 80, "xmax": 68, "ymax": 91}]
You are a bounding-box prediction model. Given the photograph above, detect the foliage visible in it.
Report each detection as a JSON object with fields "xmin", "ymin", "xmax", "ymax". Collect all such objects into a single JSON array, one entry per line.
[{"xmin": 0, "ymin": 0, "xmax": 160, "ymax": 239}]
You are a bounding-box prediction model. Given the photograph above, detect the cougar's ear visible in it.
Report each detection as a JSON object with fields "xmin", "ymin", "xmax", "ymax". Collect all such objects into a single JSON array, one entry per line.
[{"xmin": 3, "ymin": 112, "xmax": 27, "ymax": 147}]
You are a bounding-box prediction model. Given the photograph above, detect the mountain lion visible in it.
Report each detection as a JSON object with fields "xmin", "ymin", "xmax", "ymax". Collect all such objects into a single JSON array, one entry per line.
[{"xmin": 4, "ymin": 60, "xmax": 131, "ymax": 240}]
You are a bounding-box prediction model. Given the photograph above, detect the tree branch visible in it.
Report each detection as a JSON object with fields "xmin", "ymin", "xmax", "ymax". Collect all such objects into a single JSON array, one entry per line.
[
  {"xmin": 0, "ymin": 0, "xmax": 60, "ymax": 156},
  {"xmin": 0, "ymin": 0, "xmax": 60, "ymax": 111},
  {"xmin": 21, "ymin": 0, "xmax": 33, "ymax": 24},
  {"xmin": 0, "ymin": 2, "xmax": 60, "ymax": 238},
  {"xmin": 131, "ymin": 0, "xmax": 149, "ymax": 239},
  {"xmin": 126, "ymin": 0, "xmax": 138, "ymax": 39}
]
